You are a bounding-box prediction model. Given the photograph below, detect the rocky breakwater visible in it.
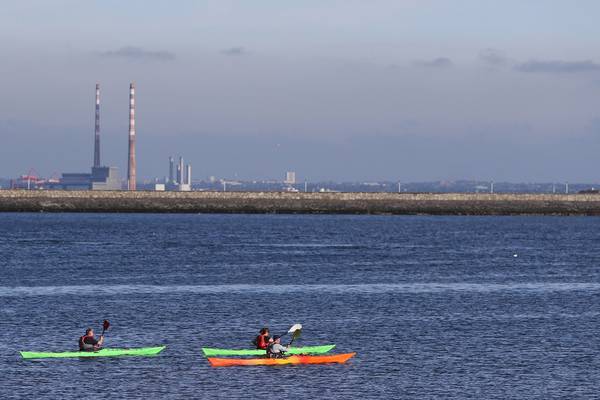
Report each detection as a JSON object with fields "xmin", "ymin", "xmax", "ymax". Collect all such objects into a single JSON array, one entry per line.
[{"xmin": 1, "ymin": 190, "xmax": 600, "ymax": 215}]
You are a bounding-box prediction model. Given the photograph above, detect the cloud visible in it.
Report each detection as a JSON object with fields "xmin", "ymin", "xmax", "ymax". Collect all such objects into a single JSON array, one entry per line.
[
  {"xmin": 413, "ymin": 57, "xmax": 453, "ymax": 68},
  {"xmin": 221, "ymin": 47, "xmax": 247, "ymax": 56},
  {"xmin": 100, "ymin": 46, "xmax": 175, "ymax": 61},
  {"xmin": 514, "ymin": 60, "xmax": 600, "ymax": 73},
  {"xmin": 479, "ymin": 48, "xmax": 508, "ymax": 67}
]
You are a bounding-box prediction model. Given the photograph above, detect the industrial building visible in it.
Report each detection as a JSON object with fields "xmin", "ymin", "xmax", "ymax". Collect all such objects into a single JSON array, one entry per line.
[
  {"xmin": 285, "ymin": 171, "xmax": 296, "ymax": 185},
  {"xmin": 58, "ymin": 83, "xmax": 124, "ymax": 190},
  {"xmin": 91, "ymin": 166, "xmax": 121, "ymax": 190},
  {"xmin": 59, "ymin": 173, "xmax": 93, "ymax": 190}
]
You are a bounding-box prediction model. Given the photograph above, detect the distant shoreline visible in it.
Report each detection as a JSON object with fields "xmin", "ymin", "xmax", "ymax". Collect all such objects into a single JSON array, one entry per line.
[{"xmin": 1, "ymin": 190, "xmax": 600, "ymax": 215}]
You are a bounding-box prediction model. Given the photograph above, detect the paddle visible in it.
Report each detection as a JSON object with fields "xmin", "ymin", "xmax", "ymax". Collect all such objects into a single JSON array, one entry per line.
[
  {"xmin": 284, "ymin": 323, "xmax": 302, "ymax": 337},
  {"xmin": 84, "ymin": 320, "xmax": 109, "ymax": 352},
  {"xmin": 286, "ymin": 324, "xmax": 302, "ymax": 347},
  {"xmin": 277, "ymin": 323, "xmax": 302, "ymax": 339},
  {"xmin": 101, "ymin": 320, "xmax": 110, "ymax": 336}
]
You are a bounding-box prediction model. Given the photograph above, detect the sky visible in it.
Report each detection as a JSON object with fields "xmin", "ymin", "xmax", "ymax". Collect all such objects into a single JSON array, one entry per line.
[{"xmin": 1, "ymin": 0, "xmax": 600, "ymax": 182}]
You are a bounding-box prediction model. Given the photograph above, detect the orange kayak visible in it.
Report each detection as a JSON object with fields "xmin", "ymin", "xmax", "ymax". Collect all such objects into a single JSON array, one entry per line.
[{"xmin": 207, "ymin": 352, "xmax": 356, "ymax": 367}]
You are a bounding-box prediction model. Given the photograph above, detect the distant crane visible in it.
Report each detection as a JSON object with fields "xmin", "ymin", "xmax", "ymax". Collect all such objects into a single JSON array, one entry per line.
[{"xmin": 19, "ymin": 168, "xmax": 44, "ymax": 190}]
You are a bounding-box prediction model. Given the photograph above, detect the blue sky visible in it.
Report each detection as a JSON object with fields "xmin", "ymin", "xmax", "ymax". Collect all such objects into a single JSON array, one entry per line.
[{"xmin": 2, "ymin": 1, "xmax": 600, "ymax": 181}]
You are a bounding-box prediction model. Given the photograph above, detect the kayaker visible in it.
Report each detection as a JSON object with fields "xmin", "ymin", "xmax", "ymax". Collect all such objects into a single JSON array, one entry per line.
[
  {"xmin": 254, "ymin": 327, "xmax": 272, "ymax": 350},
  {"xmin": 79, "ymin": 328, "xmax": 104, "ymax": 352},
  {"xmin": 266, "ymin": 335, "xmax": 289, "ymax": 358}
]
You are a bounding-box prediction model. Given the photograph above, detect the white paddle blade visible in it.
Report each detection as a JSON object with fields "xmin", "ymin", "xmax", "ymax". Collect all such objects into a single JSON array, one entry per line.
[{"xmin": 288, "ymin": 323, "xmax": 303, "ymax": 333}]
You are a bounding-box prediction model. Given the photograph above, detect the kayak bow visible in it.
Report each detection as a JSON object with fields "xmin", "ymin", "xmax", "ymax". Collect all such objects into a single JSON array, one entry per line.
[
  {"xmin": 20, "ymin": 346, "xmax": 166, "ymax": 359},
  {"xmin": 207, "ymin": 352, "xmax": 356, "ymax": 367},
  {"xmin": 202, "ymin": 344, "xmax": 335, "ymax": 357}
]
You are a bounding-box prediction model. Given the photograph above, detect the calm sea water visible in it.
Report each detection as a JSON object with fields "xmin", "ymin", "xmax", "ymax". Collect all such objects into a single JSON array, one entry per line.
[{"xmin": 1, "ymin": 213, "xmax": 600, "ymax": 399}]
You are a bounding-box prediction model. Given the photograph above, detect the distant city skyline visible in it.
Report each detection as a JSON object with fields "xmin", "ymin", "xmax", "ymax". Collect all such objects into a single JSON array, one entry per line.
[{"xmin": 2, "ymin": 1, "xmax": 600, "ymax": 181}]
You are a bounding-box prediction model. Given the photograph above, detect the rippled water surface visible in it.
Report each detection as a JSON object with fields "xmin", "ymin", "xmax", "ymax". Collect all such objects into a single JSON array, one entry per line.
[{"xmin": 2, "ymin": 213, "xmax": 600, "ymax": 399}]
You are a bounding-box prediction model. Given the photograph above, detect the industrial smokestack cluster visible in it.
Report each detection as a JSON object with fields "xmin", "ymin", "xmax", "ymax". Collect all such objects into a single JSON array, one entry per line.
[
  {"xmin": 127, "ymin": 83, "xmax": 137, "ymax": 191},
  {"xmin": 90, "ymin": 82, "xmax": 138, "ymax": 190},
  {"xmin": 167, "ymin": 155, "xmax": 192, "ymax": 190},
  {"xmin": 89, "ymin": 82, "xmax": 194, "ymax": 192}
]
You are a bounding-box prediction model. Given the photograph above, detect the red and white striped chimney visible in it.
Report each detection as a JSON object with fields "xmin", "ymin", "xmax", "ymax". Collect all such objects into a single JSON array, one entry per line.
[
  {"xmin": 93, "ymin": 83, "xmax": 100, "ymax": 168},
  {"xmin": 127, "ymin": 82, "xmax": 136, "ymax": 190}
]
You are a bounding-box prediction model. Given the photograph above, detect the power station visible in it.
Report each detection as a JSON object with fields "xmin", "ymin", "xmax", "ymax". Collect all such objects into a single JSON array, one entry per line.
[
  {"xmin": 59, "ymin": 83, "xmax": 127, "ymax": 190},
  {"xmin": 51, "ymin": 83, "xmax": 192, "ymax": 191}
]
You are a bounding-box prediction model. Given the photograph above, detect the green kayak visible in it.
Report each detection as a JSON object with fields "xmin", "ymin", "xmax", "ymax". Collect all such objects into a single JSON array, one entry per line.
[
  {"xmin": 20, "ymin": 346, "xmax": 166, "ymax": 359},
  {"xmin": 202, "ymin": 344, "xmax": 335, "ymax": 357}
]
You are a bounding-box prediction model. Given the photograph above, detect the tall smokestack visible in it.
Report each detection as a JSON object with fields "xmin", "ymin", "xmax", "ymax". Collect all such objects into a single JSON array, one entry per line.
[
  {"xmin": 127, "ymin": 83, "xmax": 136, "ymax": 190},
  {"xmin": 93, "ymin": 83, "xmax": 100, "ymax": 168},
  {"xmin": 186, "ymin": 164, "xmax": 192, "ymax": 186},
  {"xmin": 169, "ymin": 156, "xmax": 174, "ymax": 184},
  {"xmin": 178, "ymin": 157, "xmax": 184, "ymax": 185}
]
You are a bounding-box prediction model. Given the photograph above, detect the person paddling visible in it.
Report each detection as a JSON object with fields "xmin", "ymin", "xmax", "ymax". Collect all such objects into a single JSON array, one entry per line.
[
  {"xmin": 79, "ymin": 328, "xmax": 104, "ymax": 352},
  {"xmin": 266, "ymin": 335, "xmax": 289, "ymax": 358},
  {"xmin": 254, "ymin": 327, "xmax": 272, "ymax": 350}
]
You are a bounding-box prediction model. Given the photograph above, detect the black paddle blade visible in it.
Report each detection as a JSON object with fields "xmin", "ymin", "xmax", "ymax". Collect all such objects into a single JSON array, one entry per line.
[{"xmin": 102, "ymin": 320, "xmax": 110, "ymax": 332}]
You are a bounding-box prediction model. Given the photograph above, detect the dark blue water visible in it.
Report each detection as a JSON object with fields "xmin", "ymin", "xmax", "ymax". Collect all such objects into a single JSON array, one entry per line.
[{"xmin": 2, "ymin": 214, "xmax": 600, "ymax": 399}]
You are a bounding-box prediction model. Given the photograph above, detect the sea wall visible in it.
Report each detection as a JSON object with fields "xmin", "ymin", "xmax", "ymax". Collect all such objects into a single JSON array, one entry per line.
[{"xmin": 1, "ymin": 190, "xmax": 600, "ymax": 215}]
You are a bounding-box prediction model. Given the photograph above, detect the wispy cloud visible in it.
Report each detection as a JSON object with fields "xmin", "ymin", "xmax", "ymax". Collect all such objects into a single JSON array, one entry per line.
[
  {"xmin": 413, "ymin": 57, "xmax": 453, "ymax": 68},
  {"xmin": 515, "ymin": 60, "xmax": 600, "ymax": 74},
  {"xmin": 221, "ymin": 47, "xmax": 247, "ymax": 56},
  {"xmin": 479, "ymin": 48, "xmax": 508, "ymax": 67},
  {"xmin": 100, "ymin": 46, "xmax": 176, "ymax": 61}
]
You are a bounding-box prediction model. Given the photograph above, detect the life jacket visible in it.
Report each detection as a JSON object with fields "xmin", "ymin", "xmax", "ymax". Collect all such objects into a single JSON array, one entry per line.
[
  {"xmin": 255, "ymin": 334, "xmax": 270, "ymax": 350},
  {"xmin": 79, "ymin": 335, "xmax": 95, "ymax": 351}
]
